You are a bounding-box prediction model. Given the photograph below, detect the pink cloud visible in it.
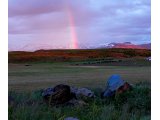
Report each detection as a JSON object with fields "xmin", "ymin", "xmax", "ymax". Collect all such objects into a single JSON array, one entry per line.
[{"xmin": 8, "ymin": 0, "xmax": 151, "ymax": 50}]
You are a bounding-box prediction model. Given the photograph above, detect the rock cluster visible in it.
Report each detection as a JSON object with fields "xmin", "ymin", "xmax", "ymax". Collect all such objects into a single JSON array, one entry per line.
[{"xmin": 42, "ymin": 84, "xmax": 95, "ymax": 106}]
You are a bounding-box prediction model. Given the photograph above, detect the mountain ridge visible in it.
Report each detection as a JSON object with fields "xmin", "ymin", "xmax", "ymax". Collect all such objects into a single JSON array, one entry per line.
[
  {"xmin": 99, "ymin": 42, "xmax": 151, "ymax": 49},
  {"xmin": 9, "ymin": 42, "xmax": 151, "ymax": 52}
]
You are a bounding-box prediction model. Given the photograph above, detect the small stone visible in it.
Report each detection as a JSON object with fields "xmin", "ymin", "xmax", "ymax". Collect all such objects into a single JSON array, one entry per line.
[{"xmin": 64, "ymin": 117, "xmax": 79, "ymax": 120}]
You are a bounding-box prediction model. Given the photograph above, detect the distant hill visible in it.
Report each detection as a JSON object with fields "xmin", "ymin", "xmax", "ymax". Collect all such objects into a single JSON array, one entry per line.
[
  {"xmin": 100, "ymin": 42, "xmax": 151, "ymax": 49},
  {"xmin": 9, "ymin": 42, "xmax": 151, "ymax": 51},
  {"xmin": 8, "ymin": 48, "xmax": 151, "ymax": 63},
  {"xmin": 139, "ymin": 43, "xmax": 151, "ymax": 49}
]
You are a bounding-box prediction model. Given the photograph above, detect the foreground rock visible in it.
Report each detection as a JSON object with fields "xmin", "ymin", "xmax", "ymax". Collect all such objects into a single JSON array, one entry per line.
[
  {"xmin": 42, "ymin": 84, "xmax": 75, "ymax": 105},
  {"xmin": 42, "ymin": 84, "xmax": 95, "ymax": 106},
  {"xmin": 70, "ymin": 87, "xmax": 96, "ymax": 98},
  {"xmin": 101, "ymin": 74, "xmax": 132, "ymax": 98}
]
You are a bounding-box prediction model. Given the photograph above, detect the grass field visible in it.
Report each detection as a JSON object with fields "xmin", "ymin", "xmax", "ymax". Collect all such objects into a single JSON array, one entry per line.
[
  {"xmin": 9, "ymin": 62, "xmax": 150, "ymax": 91},
  {"xmin": 8, "ymin": 50, "xmax": 151, "ymax": 120}
]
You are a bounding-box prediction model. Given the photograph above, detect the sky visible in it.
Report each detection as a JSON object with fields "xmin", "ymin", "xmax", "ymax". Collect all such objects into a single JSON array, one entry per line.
[{"xmin": 8, "ymin": 0, "xmax": 151, "ymax": 51}]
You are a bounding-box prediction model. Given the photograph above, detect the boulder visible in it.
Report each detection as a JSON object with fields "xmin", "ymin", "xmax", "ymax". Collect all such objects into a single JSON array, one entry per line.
[
  {"xmin": 116, "ymin": 82, "xmax": 132, "ymax": 94},
  {"xmin": 42, "ymin": 84, "xmax": 76, "ymax": 105},
  {"xmin": 42, "ymin": 84, "xmax": 95, "ymax": 106},
  {"xmin": 70, "ymin": 87, "xmax": 95, "ymax": 98},
  {"xmin": 42, "ymin": 87, "xmax": 55, "ymax": 97},
  {"xmin": 101, "ymin": 74, "xmax": 132, "ymax": 98}
]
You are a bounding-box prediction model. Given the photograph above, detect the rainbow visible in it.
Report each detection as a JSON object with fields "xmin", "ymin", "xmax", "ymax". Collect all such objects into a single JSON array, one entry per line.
[{"xmin": 66, "ymin": 7, "xmax": 79, "ymax": 49}]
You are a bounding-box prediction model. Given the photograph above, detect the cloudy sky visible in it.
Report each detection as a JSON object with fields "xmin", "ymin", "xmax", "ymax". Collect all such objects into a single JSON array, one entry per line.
[{"xmin": 8, "ymin": 0, "xmax": 151, "ymax": 51}]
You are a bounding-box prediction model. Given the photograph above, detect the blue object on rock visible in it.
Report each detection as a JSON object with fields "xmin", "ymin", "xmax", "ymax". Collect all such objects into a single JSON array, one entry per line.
[
  {"xmin": 103, "ymin": 74, "xmax": 125, "ymax": 97},
  {"xmin": 107, "ymin": 74, "xmax": 125, "ymax": 91},
  {"xmin": 103, "ymin": 89, "xmax": 115, "ymax": 97}
]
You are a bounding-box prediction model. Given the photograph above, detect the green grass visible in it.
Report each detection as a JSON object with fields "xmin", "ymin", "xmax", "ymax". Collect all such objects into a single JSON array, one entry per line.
[
  {"xmin": 9, "ymin": 83, "xmax": 151, "ymax": 120},
  {"xmin": 8, "ymin": 63, "xmax": 151, "ymax": 91},
  {"xmin": 9, "ymin": 63, "xmax": 150, "ymax": 91},
  {"xmin": 8, "ymin": 60, "xmax": 151, "ymax": 119}
]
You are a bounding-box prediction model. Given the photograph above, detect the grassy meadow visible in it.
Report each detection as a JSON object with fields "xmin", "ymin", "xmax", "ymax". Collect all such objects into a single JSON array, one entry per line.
[
  {"xmin": 8, "ymin": 49, "xmax": 151, "ymax": 120},
  {"xmin": 9, "ymin": 62, "xmax": 150, "ymax": 91}
]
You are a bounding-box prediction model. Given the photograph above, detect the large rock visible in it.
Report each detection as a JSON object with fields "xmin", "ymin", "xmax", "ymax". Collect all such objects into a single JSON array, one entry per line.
[
  {"xmin": 42, "ymin": 88, "xmax": 55, "ymax": 97},
  {"xmin": 101, "ymin": 74, "xmax": 132, "ymax": 98},
  {"xmin": 116, "ymin": 82, "xmax": 132, "ymax": 94},
  {"xmin": 70, "ymin": 87, "xmax": 95, "ymax": 98},
  {"xmin": 42, "ymin": 84, "xmax": 76, "ymax": 105},
  {"xmin": 42, "ymin": 84, "xmax": 95, "ymax": 106}
]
